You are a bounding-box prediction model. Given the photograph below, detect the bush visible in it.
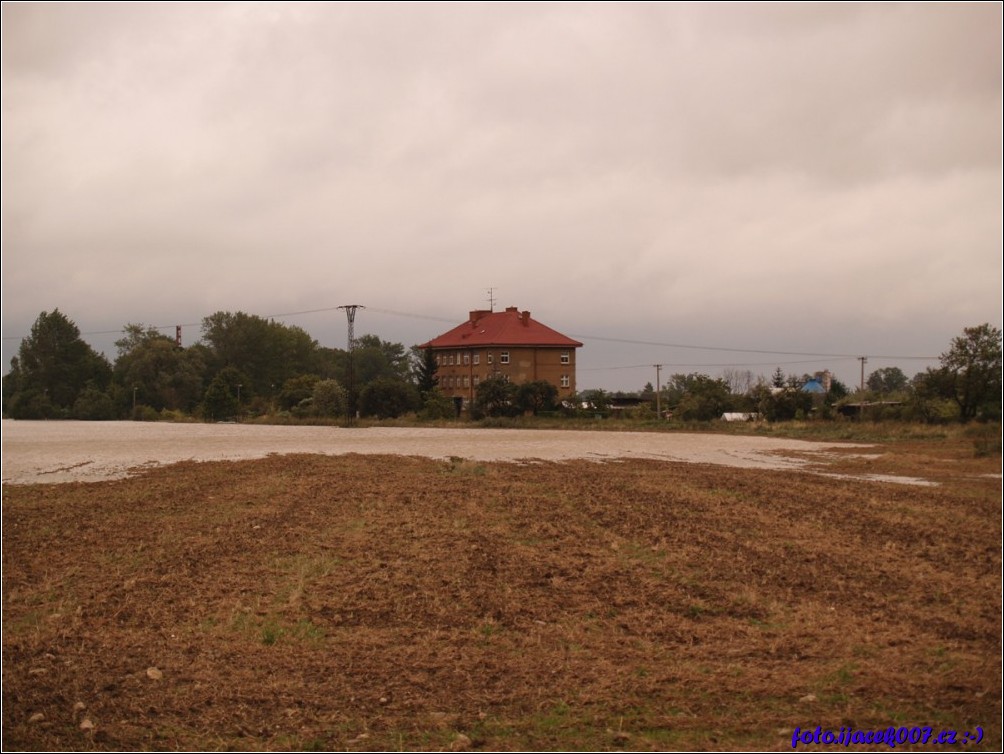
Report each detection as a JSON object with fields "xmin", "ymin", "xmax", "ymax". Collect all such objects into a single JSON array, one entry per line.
[
  {"xmin": 279, "ymin": 374, "xmax": 321, "ymax": 411},
  {"xmin": 159, "ymin": 409, "xmax": 193, "ymax": 423},
  {"xmin": 72, "ymin": 386, "xmax": 117, "ymax": 420},
  {"xmin": 6, "ymin": 388, "xmax": 62, "ymax": 419},
  {"xmin": 966, "ymin": 424, "xmax": 1002, "ymax": 458},
  {"xmin": 312, "ymin": 379, "xmax": 346, "ymax": 417},
  {"xmin": 359, "ymin": 379, "xmax": 419, "ymax": 419},
  {"xmin": 131, "ymin": 404, "xmax": 161, "ymax": 421},
  {"xmin": 419, "ymin": 390, "xmax": 457, "ymax": 420},
  {"xmin": 473, "ymin": 376, "xmax": 519, "ymax": 418}
]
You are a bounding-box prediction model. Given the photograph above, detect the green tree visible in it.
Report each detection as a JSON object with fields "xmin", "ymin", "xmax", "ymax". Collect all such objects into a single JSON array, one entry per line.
[
  {"xmin": 352, "ymin": 335, "xmax": 411, "ymax": 384},
  {"xmin": 114, "ymin": 324, "xmax": 205, "ymax": 413},
  {"xmin": 200, "ymin": 366, "xmax": 251, "ymax": 422},
  {"xmin": 278, "ymin": 374, "xmax": 321, "ymax": 411},
  {"xmin": 321, "ymin": 336, "xmax": 413, "ymax": 416},
  {"xmin": 201, "ymin": 311, "xmax": 320, "ymax": 395},
  {"xmin": 751, "ymin": 382, "xmax": 814, "ymax": 422},
  {"xmin": 4, "ymin": 310, "xmax": 112, "ymax": 418},
  {"xmin": 907, "ymin": 370, "xmax": 960, "ymax": 422},
  {"xmin": 419, "ymin": 390, "xmax": 456, "ymax": 420},
  {"xmin": 673, "ymin": 374, "xmax": 733, "ymax": 421},
  {"xmin": 358, "ymin": 378, "xmax": 419, "ymax": 419},
  {"xmin": 866, "ymin": 366, "xmax": 908, "ymax": 395},
  {"xmin": 473, "ymin": 375, "xmax": 518, "ymax": 418},
  {"xmin": 828, "ymin": 378, "xmax": 849, "ymax": 400},
  {"xmin": 72, "ymin": 385, "xmax": 117, "ymax": 420},
  {"xmin": 515, "ymin": 380, "xmax": 559, "ymax": 416},
  {"xmin": 411, "ymin": 346, "xmax": 439, "ymax": 396},
  {"xmin": 933, "ymin": 323, "xmax": 1002, "ymax": 421},
  {"xmin": 312, "ymin": 379, "xmax": 347, "ymax": 417}
]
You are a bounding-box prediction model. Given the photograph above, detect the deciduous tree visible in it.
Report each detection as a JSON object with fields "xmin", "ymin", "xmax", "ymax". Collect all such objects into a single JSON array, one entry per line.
[
  {"xmin": 359, "ymin": 378, "xmax": 419, "ymax": 419},
  {"xmin": 934, "ymin": 323, "xmax": 1002, "ymax": 421},
  {"xmin": 673, "ymin": 374, "xmax": 733, "ymax": 421},
  {"xmin": 201, "ymin": 311, "xmax": 320, "ymax": 395},
  {"xmin": 866, "ymin": 366, "xmax": 908, "ymax": 395},
  {"xmin": 114, "ymin": 324, "xmax": 205, "ymax": 412},
  {"xmin": 473, "ymin": 376, "xmax": 518, "ymax": 418},
  {"xmin": 312, "ymin": 379, "xmax": 347, "ymax": 417},
  {"xmin": 515, "ymin": 380, "xmax": 558, "ymax": 416}
]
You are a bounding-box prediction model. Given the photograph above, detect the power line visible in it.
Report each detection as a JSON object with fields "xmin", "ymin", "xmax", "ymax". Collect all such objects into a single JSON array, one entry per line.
[
  {"xmin": 364, "ymin": 307, "xmax": 456, "ymax": 324},
  {"xmin": 580, "ymin": 358, "xmax": 844, "ymax": 372},
  {"xmin": 569, "ymin": 332, "xmax": 938, "ymax": 361},
  {"xmin": 2, "ymin": 304, "xmax": 940, "ymax": 362}
]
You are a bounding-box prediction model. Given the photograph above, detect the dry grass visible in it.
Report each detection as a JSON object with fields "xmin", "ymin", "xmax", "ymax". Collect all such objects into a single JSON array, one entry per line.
[{"xmin": 3, "ymin": 438, "xmax": 1000, "ymax": 751}]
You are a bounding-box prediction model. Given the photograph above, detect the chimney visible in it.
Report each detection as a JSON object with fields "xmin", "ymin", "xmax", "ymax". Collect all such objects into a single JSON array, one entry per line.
[
  {"xmin": 521, "ymin": 310, "xmax": 530, "ymax": 326},
  {"xmin": 469, "ymin": 309, "xmax": 491, "ymax": 326}
]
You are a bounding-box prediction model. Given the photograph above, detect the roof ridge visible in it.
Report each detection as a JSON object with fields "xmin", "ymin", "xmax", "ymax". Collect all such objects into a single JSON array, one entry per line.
[{"xmin": 420, "ymin": 308, "xmax": 582, "ymax": 349}]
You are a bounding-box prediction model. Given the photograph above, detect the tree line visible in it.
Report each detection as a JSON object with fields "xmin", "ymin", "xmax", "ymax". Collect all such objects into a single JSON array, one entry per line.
[
  {"xmin": 471, "ymin": 324, "xmax": 1002, "ymax": 424},
  {"xmin": 2, "ymin": 309, "xmax": 439, "ymax": 421},
  {"xmin": 2, "ymin": 311, "xmax": 1000, "ymax": 424}
]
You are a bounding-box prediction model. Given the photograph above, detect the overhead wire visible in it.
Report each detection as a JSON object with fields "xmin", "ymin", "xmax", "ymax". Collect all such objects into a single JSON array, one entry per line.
[{"xmin": 2, "ymin": 303, "xmax": 940, "ymax": 364}]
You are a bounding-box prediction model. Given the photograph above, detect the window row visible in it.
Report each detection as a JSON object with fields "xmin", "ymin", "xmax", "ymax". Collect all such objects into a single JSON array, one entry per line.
[
  {"xmin": 439, "ymin": 374, "xmax": 571, "ymax": 389},
  {"xmin": 435, "ymin": 351, "xmax": 570, "ymax": 366}
]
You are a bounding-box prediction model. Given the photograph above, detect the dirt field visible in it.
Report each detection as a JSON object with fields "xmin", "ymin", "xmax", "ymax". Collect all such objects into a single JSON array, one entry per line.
[{"xmin": 2, "ymin": 427, "xmax": 1001, "ymax": 751}]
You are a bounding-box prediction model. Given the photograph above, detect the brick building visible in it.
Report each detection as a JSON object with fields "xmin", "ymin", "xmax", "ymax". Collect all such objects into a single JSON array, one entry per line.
[{"xmin": 420, "ymin": 307, "xmax": 582, "ymax": 408}]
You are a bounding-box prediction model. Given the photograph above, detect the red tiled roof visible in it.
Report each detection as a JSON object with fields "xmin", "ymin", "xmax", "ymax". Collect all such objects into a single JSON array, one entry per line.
[{"xmin": 421, "ymin": 307, "xmax": 583, "ymax": 349}]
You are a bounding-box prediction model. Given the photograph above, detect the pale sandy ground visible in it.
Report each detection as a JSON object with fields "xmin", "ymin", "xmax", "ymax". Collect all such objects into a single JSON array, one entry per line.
[{"xmin": 2, "ymin": 420, "xmax": 926, "ymax": 486}]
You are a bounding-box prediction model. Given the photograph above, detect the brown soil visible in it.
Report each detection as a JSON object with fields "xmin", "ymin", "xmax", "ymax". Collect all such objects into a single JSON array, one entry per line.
[{"xmin": 3, "ymin": 450, "xmax": 1000, "ymax": 751}]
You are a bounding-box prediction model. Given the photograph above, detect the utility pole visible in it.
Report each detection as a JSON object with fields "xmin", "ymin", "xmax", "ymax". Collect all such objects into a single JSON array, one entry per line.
[
  {"xmin": 339, "ymin": 304, "xmax": 363, "ymax": 351},
  {"xmin": 654, "ymin": 364, "xmax": 663, "ymax": 420},
  {"xmin": 339, "ymin": 305, "xmax": 365, "ymax": 424},
  {"xmin": 858, "ymin": 355, "xmax": 868, "ymax": 421}
]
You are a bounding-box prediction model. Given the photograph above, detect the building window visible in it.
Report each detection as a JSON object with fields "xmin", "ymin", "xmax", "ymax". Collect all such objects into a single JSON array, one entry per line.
[
  {"xmin": 561, "ymin": 375, "xmax": 570, "ymax": 388},
  {"xmin": 473, "ymin": 353, "xmax": 480, "ymax": 365},
  {"xmin": 463, "ymin": 353, "xmax": 470, "ymax": 365},
  {"xmin": 500, "ymin": 351, "xmax": 510, "ymax": 365},
  {"xmin": 487, "ymin": 353, "xmax": 493, "ymax": 365},
  {"xmin": 435, "ymin": 354, "xmax": 441, "ymax": 366},
  {"xmin": 464, "ymin": 375, "xmax": 470, "ymax": 388},
  {"xmin": 560, "ymin": 352, "xmax": 570, "ymax": 365},
  {"xmin": 473, "ymin": 375, "xmax": 480, "ymax": 386}
]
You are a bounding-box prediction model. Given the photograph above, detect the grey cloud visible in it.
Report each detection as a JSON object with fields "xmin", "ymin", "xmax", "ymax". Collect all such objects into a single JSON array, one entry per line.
[{"xmin": 2, "ymin": 2, "xmax": 1000, "ymax": 390}]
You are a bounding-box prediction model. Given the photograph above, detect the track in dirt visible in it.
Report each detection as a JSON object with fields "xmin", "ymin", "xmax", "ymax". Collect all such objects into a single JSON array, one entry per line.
[
  {"xmin": 3, "ymin": 451, "xmax": 1000, "ymax": 751},
  {"xmin": 1, "ymin": 420, "xmax": 884, "ymax": 485}
]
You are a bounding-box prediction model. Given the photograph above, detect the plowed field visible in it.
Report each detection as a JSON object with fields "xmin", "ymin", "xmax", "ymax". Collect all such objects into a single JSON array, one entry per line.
[{"xmin": 3, "ymin": 443, "xmax": 1001, "ymax": 750}]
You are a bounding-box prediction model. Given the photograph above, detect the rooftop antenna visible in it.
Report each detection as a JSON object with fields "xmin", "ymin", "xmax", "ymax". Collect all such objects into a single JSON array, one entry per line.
[{"xmin": 487, "ymin": 288, "xmax": 496, "ymax": 312}]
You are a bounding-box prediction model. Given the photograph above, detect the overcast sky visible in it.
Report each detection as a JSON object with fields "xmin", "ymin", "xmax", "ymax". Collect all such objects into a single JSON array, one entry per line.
[{"xmin": 3, "ymin": 2, "xmax": 1001, "ymax": 391}]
